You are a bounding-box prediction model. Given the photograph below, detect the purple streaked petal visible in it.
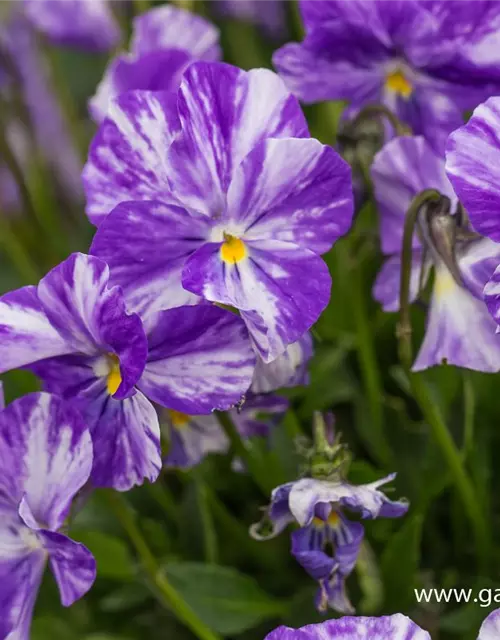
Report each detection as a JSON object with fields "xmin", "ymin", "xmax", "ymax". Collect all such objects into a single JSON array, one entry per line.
[
  {"xmin": 139, "ymin": 306, "xmax": 255, "ymax": 413},
  {"xmin": 288, "ymin": 475, "xmax": 408, "ymax": 526},
  {"xmin": 250, "ymin": 482, "xmax": 294, "ymax": 541},
  {"xmin": 458, "ymin": 238, "xmax": 500, "ymax": 299},
  {"xmin": 183, "ymin": 240, "xmax": 331, "ymax": 362},
  {"xmin": 0, "ymin": 392, "xmax": 92, "ymax": 531},
  {"xmin": 232, "ymin": 393, "xmax": 288, "ymax": 439},
  {"xmin": 291, "ymin": 526, "xmax": 336, "ymax": 580},
  {"xmin": 90, "ymin": 201, "xmax": 210, "ymax": 317},
  {"xmin": 84, "ymin": 389, "xmax": 161, "ymax": 491},
  {"xmin": 40, "ymin": 530, "xmax": 95, "ymax": 606},
  {"xmin": 251, "ymin": 332, "xmax": 313, "ymax": 393},
  {"xmin": 373, "ymin": 251, "xmax": 430, "ymax": 312},
  {"xmin": 483, "ymin": 264, "xmax": 500, "ymax": 328},
  {"xmin": 226, "ymin": 138, "xmax": 353, "ymax": 254},
  {"xmin": 167, "ymin": 61, "xmax": 309, "ymax": 216},
  {"xmin": 89, "ymin": 50, "xmax": 191, "ymax": 124},
  {"xmin": 23, "ymin": 0, "xmax": 120, "ymax": 52},
  {"xmin": 265, "ymin": 614, "xmax": 430, "ymax": 640},
  {"xmin": 413, "ymin": 265, "xmax": 500, "ymax": 372},
  {"xmin": 131, "ymin": 5, "xmax": 221, "ymax": 60},
  {"xmin": 479, "ymin": 608, "xmax": 500, "ymax": 640},
  {"xmin": 0, "ymin": 286, "xmax": 70, "ymax": 373},
  {"xmin": 317, "ymin": 572, "xmax": 354, "ymax": 615},
  {"xmin": 371, "ymin": 135, "xmax": 456, "ymax": 255},
  {"xmin": 83, "ymin": 90, "xmax": 180, "ymax": 226},
  {"xmin": 37, "ymin": 253, "xmax": 148, "ymax": 398},
  {"xmin": 446, "ymin": 97, "xmax": 500, "ymax": 243},
  {"xmin": 162, "ymin": 412, "xmax": 228, "ymax": 469}
]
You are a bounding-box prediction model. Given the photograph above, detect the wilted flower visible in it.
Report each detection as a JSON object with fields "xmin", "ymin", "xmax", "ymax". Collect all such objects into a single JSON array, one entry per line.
[
  {"xmin": 0, "ymin": 392, "xmax": 95, "ymax": 639},
  {"xmin": 372, "ymin": 135, "xmax": 500, "ymax": 371},
  {"xmin": 90, "ymin": 5, "xmax": 221, "ymax": 122}
]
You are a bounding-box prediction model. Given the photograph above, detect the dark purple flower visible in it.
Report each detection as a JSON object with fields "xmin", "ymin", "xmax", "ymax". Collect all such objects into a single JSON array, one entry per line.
[
  {"xmin": 265, "ymin": 615, "xmax": 430, "ymax": 640},
  {"xmin": 274, "ymin": 0, "xmax": 500, "ymax": 153},
  {"xmin": 23, "ymin": 0, "xmax": 120, "ymax": 52},
  {"xmin": 0, "ymin": 253, "xmax": 255, "ymax": 490},
  {"xmin": 0, "ymin": 392, "xmax": 95, "ymax": 639},
  {"xmin": 85, "ymin": 62, "xmax": 354, "ymax": 362},
  {"xmin": 373, "ymin": 135, "xmax": 500, "ymax": 371},
  {"xmin": 90, "ymin": 5, "xmax": 221, "ymax": 122}
]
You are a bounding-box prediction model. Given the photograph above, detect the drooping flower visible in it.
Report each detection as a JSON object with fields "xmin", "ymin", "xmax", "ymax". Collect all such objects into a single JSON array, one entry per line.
[
  {"xmin": 86, "ymin": 62, "xmax": 354, "ymax": 362},
  {"xmin": 162, "ymin": 393, "xmax": 288, "ymax": 469},
  {"xmin": 90, "ymin": 5, "xmax": 221, "ymax": 123},
  {"xmin": 264, "ymin": 614, "xmax": 430, "ymax": 640},
  {"xmin": 0, "ymin": 253, "xmax": 255, "ymax": 490},
  {"xmin": 372, "ymin": 135, "xmax": 500, "ymax": 372},
  {"xmin": 0, "ymin": 392, "xmax": 96, "ymax": 639},
  {"xmin": 251, "ymin": 415, "xmax": 407, "ymax": 613},
  {"xmin": 273, "ymin": 0, "xmax": 500, "ymax": 153},
  {"xmin": 23, "ymin": 0, "xmax": 120, "ymax": 52}
]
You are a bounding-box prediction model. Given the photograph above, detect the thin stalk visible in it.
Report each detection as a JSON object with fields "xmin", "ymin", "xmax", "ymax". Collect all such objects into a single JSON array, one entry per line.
[
  {"xmin": 462, "ymin": 371, "xmax": 475, "ymax": 458},
  {"xmin": 196, "ymin": 479, "xmax": 218, "ymax": 564},
  {"xmin": 398, "ymin": 190, "xmax": 489, "ymax": 570},
  {"xmin": 352, "ymin": 104, "xmax": 409, "ymax": 137},
  {"xmin": 106, "ymin": 491, "xmax": 222, "ymax": 640},
  {"xmin": 0, "ymin": 215, "xmax": 40, "ymax": 282}
]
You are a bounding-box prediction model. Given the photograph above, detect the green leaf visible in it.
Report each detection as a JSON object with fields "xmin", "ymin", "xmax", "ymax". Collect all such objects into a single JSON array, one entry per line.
[
  {"xmin": 381, "ymin": 514, "xmax": 423, "ymax": 610},
  {"xmin": 71, "ymin": 530, "xmax": 135, "ymax": 581},
  {"xmin": 162, "ymin": 562, "xmax": 288, "ymax": 634}
]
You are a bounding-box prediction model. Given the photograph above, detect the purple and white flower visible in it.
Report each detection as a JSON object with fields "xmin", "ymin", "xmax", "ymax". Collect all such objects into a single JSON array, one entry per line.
[
  {"xmin": 372, "ymin": 135, "xmax": 500, "ymax": 372},
  {"xmin": 273, "ymin": 0, "xmax": 500, "ymax": 153},
  {"xmin": 85, "ymin": 61, "xmax": 353, "ymax": 362},
  {"xmin": 0, "ymin": 392, "xmax": 95, "ymax": 639},
  {"xmin": 479, "ymin": 608, "xmax": 500, "ymax": 640},
  {"xmin": 251, "ymin": 473, "xmax": 407, "ymax": 613},
  {"xmin": 90, "ymin": 5, "xmax": 221, "ymax": 123},
  {"xmin": 162, "ymin": 393, "xmax": 288, "ymax": 469},
  {"xmin": 264, "ymin": 614, "xmax": 430, "ymax": 640},
  {"xmin": 23, "ymin": 0, "xmax": 120, "ymax": 52},
  {"xmin": 0, "ymin": 253, "xmax": 255, "ymax": 490}
]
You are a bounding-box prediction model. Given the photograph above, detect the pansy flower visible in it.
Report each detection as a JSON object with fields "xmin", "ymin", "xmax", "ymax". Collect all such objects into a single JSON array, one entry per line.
[
  {"xmin": 85, "ymin": 61, "xmax": 353, "ymax": 362},
  {"xmin": 0, "ymin": 253, "xmax": 255, "ymax": 490},
  {"xmin": 0, "ymin": 392, "xmax": 96, "ymax": 639},
  {"xmin": 251, "ymin": 473, "xmax": 407, "ymax": 613},
  {"xmin": 273, "ymin": 0, "xmax": 500, "ymax": 153},
  {"xmin": 90, "ymin": 5, "xmax": 221, "ymax": 123},
  {"xmin": 372, "ymin": 135, "xmax": 500, "ymax": 372},
  {"xmin": 23, "ymin": 0, "xmax": 120, "ymax": 52},
  {"xmin": 162, "ymin": 393, "xmax": 288, "ymax": 469}
]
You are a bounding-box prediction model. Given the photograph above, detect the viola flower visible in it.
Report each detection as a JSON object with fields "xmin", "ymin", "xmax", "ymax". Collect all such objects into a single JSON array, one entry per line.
[
  {"xmin": 90, "ymin": 5, "xmax": 221, "ymax": 123},
  {"xmin": 0, "ymin": 392, "xmax": 96, "ymax": 639},
  {"xmin": 0, "ymin": 253, "xmax": 255, "ymax": 490},
  {"xmin": 264, "ymin": 614, "xmax": 430, "ymax": 640},
  {"xmin": 372, "ymin": 135, "xmax": 500, "ymax": 372},
  {"xmin": 273, "ymin": 0, "xmax": 500, "ymax": 153},
  {"xmin": 162, "ymin": 393, "xmax": 288, "ymax": 469},
  {"xmin": 215, "ymin": 0, "xmax": 287, "ymax": 39},
  {"xmin": 251, "ymin": 473, "xmax": 407, "ymax": 613},
  {"xmin": 479, "ymin": 609, "xmax": 500, "ymax": 639},
  {"xmin": 23, "ymin": 0, "xmax": 120, "ymax": 52},
  {"xmin": 86, "ymin": 62, "xmax": 354, "ymax": 362}
]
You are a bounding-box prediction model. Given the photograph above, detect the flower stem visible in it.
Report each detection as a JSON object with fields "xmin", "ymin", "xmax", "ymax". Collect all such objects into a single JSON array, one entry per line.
[
  {"xmin": 106, "ymin": 491, "xmax": 222, "ymax": 640},
  {"xmin": 351, "ymin": 104, "xmax": 410, "ymax": 137},
  {"xmin": 0, "ymin": 215, "xmax": 40, "ymax": 282},
  {"xmin": 398, "ymin": 190, "xmax": 490, "ymax": 570}
]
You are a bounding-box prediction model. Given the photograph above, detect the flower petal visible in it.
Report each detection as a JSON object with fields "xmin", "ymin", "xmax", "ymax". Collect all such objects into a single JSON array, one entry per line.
[
  {"xmin": 479, "ymin": 609, "xmax": 500, "ymax": 640},
  {"xmin": 83, "ymin": 90, "xmax": 180, "ymax": 225},
  {"xmin": 90, "ymin": 201, "xmax": 210, "ymax": 318},
  {"xmin": 139, "ymin": 306, "xmax": 255, "ymax": 413},
  {"xmin": 226, "ymin": 138, "xmax": 353, "ymax": 254},
  {"xmin": 372, "ymin": 135, "xmax": 456, "ymax": 255},
  {"xmin": 0, "ymin": 392, "xmax": 92, "ymax": 531},
  {"xmin": 23, "ymin": 0, "xmax": 120, "ymax": 51},
  {"xmin": 413, "ymin": 265, "xmax": 500, "ymax": 372},
  {"xmin": 162, "ymin": 412, "xmax": 228, "ymax": 469},
  {"xmin": 233, "ymin": 393, "xmax": 288, "ymax": 439},
  {"xmin": 166, "ymin": 61, "xmax": 309, "ymax": 216},
  {"xmin": 0, "ymin": 285, "xmax": 70, "ymax": 373},
  {"xmin": 37, "ymin": 253, "xmax": 148, "ymax": 398},
  {"xmin": 183, "ymin": 239, "xmax": 331, "ymax": 362},
  {"xmin": 41, "ymin": 530, "xmax": 96, "ymax": 607},
  {"xmin": 130, "ymin": 5, "xmax": 221, "ymax": 60},
  {"xmin": 446, "ymin": 97, "xmax": 500, "ymax": 242},
  {"xmin": 373, "ymin": 251, "xmax": 430, "ymax": 312}
]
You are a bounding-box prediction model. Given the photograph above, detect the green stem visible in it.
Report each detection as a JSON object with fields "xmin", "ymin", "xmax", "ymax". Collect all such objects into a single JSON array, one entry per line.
[
  {"xmin": 196, "ymin": 479, "xmax": 218, "ymax": 564},
  {"xmin": 106, "ymin": 491, "xmax": 222, "ymax": 640},
  {"xmin": 462, "ymin": 371, "xmax": 475, "ymax": 458},
  {"xmin": 352, "ymin": 104, "xmax": 409, "ymax": 137},
  {"xmin": 398, "ymin": 190, "xmax": 489, "ymax": 570},
  {"xmin": 0, "ymin": 216, "xmax": 40, "ymax": 282}
]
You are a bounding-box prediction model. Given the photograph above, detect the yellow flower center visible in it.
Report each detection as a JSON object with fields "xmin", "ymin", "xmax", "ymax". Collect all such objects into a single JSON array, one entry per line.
[
  {"xmin": 106, "ymin": 354, "xmax": 122, "ymax": 396},
  {"xmin": 434, "ymin": 268, "xmax": 457, "ymax": 299},
  {"xmin": 312, "ymin": 510, "xmax": 340, "ymax": 528},
  {"xmin": 168, "ymin": 409, "xmax": 191, "ymax": 429},
  {"xmin": 220, "ymin": 233, "xmax": 247, "ymax": 264},
  {"xmin": 385, "ymin": 69, "xmax": 413, "ymax": 98}
]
